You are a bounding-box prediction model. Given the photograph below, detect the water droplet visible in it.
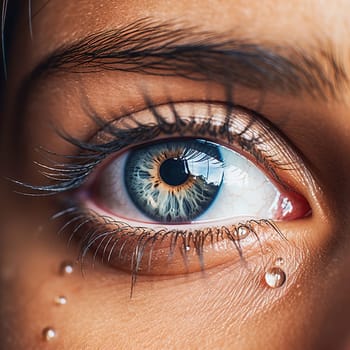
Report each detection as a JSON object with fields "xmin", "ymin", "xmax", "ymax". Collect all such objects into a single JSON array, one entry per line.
[
  {"xmin": 235, "ymin": 225, "xmax": 249, "ymax": 239},
  {"xmin": 264, "ymin": 246, "xmax": 272, "ymax": 254},
  {"xmin": 185, "ymin": 245, "xmax": 191, "ymax": 251},
  {"xmin": 59, "ymin": 261, "xmax": 74, "ymax": 275},
  {"xmin": 264, "ymin": 267, "xmax": 286, "ymax": 288},
  {"xmin": 275, "ymin": 257, "xmax": 284, "ymax": 266},
  {"xmin": 54, "ymin": 296, "xmax": 67, "ymax": 305},
  {"xmin": 42, "ymin": 327, "xmax": 56, "ymax": 341}
]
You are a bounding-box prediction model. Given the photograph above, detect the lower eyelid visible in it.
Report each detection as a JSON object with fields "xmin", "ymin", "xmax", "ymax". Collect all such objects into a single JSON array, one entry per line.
[{"xmin": 55, "ymin": 202, "xmax": 287, "ymax": 276}]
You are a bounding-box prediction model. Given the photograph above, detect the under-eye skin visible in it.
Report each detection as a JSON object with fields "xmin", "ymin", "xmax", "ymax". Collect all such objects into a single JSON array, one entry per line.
[{"xmin": 26, "ymin": 100, "xmax": 312, "ymax": 279}]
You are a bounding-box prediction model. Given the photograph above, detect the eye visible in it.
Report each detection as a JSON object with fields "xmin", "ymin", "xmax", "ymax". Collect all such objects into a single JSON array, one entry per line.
[
  {"xmin": 91, "ymin": 138, "xmax": 307, "ymax": 224},
  {"xmin": 47, "ymin": 101, "xmax": 313, "ymax": 277}
]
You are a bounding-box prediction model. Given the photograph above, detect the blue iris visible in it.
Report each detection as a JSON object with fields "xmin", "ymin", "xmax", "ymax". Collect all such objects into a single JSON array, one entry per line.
[{"xmin": 124, "ymin": 139, "xmax": 224, "ymax": 223}]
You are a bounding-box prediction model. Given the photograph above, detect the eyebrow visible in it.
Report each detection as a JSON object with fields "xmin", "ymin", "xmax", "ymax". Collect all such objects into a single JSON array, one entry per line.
[{"xmin": 25, "ymin": 18, "xmax": 348, "ymax": 100}]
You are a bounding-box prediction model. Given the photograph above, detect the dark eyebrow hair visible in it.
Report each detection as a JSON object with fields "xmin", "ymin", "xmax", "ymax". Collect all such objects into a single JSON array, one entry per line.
[{"xmin": 25, "ymin": 18, "xmax": 348, "ymax": 100}]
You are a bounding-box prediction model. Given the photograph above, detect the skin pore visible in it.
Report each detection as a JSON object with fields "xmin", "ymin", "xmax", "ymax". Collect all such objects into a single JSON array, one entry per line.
[{"xmin": 1, "ymin": 0, "xmax": 350, "ymax": 349}]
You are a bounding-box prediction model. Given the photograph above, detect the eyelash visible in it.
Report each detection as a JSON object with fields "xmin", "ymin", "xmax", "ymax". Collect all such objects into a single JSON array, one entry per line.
[
  {"xmin": 52, "ymin": 202, "xmax": 284, "ymax": 295},
  {"xmin": 18, "ymin": 96, "xmax": 305, "ymax": 291},
  {"xmin": 24, "ymin": 98, "xmax": 296, "ymax": 195}
]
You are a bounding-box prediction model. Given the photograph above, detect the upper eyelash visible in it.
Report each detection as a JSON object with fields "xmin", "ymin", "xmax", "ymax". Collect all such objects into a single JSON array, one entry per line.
[{"xmin": 15, "ymin": 96, "xmax": 298, "ymax": 196}]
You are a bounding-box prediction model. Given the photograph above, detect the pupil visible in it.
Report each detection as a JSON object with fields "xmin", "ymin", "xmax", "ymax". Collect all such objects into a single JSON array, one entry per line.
[{"xmin": 159, "ymin": 158, "xmax": 189, "ymax": 186}]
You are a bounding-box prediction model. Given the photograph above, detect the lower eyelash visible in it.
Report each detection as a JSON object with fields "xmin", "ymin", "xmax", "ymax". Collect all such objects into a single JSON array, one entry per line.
[{"xmin": 52, "ymin": 199, "xmax": 284, "ymax": 294}]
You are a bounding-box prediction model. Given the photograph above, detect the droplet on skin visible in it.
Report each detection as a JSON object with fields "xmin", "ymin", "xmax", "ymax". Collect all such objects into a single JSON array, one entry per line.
[
  {"xmin": 264, "ymin": 267, "xmax": 286, "ymax": 288},
  {"xmin": 54, "ymin": 296, "xmax": 67, "ymax": 305},
  {"xmin": 275, "ymin": 257, "xmax": 284, "ymax": 266},
  {"xmin": 59, "ymin": 261, "xmax": 74, "ymax": 275},
  {"xmin": 185, "ymin": 245, "xmax": 191, "ymax": 251},
  {"xmin": 235, "ymin": 225, "xmax": 250, "ymax": 240},
  {"xmin": 265, "ymin": 246, "xmax": 272, "ymax": 253},
  {"xmin": 42, "ymin": 327, "xmax": 56, "ymax": 341}
]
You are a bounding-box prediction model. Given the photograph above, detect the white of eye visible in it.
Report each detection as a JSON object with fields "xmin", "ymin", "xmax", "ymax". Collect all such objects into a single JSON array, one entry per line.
[
  {"xmin": 92, "ymin": 143, "xmax": 282, "ymax": 225},
  {"xmin": 197, "ymin": 146, "xmax": 280, "ymax": 221}
]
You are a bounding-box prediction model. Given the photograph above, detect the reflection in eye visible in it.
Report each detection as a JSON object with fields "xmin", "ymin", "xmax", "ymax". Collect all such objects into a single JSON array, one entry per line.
[
  {"xmin": 93, "ymin": 138, "xmax": 287, "ymax": 223},
  {"xmin": 26, "ymin": 101, "xmax": 312, "ymax": 281}
]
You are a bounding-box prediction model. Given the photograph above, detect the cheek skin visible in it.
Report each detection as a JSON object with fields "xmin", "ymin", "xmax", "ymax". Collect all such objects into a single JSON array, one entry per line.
[{"xmin": 0, "ymin": 199, "xmax": 331, "ymax": 350}]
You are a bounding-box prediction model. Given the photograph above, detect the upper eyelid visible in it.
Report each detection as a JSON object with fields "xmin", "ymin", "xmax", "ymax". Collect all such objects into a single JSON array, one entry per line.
[{"xmin": 90, "ymin": 100, "xmax": 300, "ymax": 168}]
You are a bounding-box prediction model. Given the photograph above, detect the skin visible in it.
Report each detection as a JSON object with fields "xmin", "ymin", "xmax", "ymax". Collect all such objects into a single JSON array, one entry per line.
[{"xmin": 1, "ymin": 0, "xmax": 350, "ymax": 349}]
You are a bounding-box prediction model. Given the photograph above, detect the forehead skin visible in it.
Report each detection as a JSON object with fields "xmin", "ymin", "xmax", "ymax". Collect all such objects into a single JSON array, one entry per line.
[{"xmin": 3, "ymin": 1, "xmax": 350, "ymax": 349}]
